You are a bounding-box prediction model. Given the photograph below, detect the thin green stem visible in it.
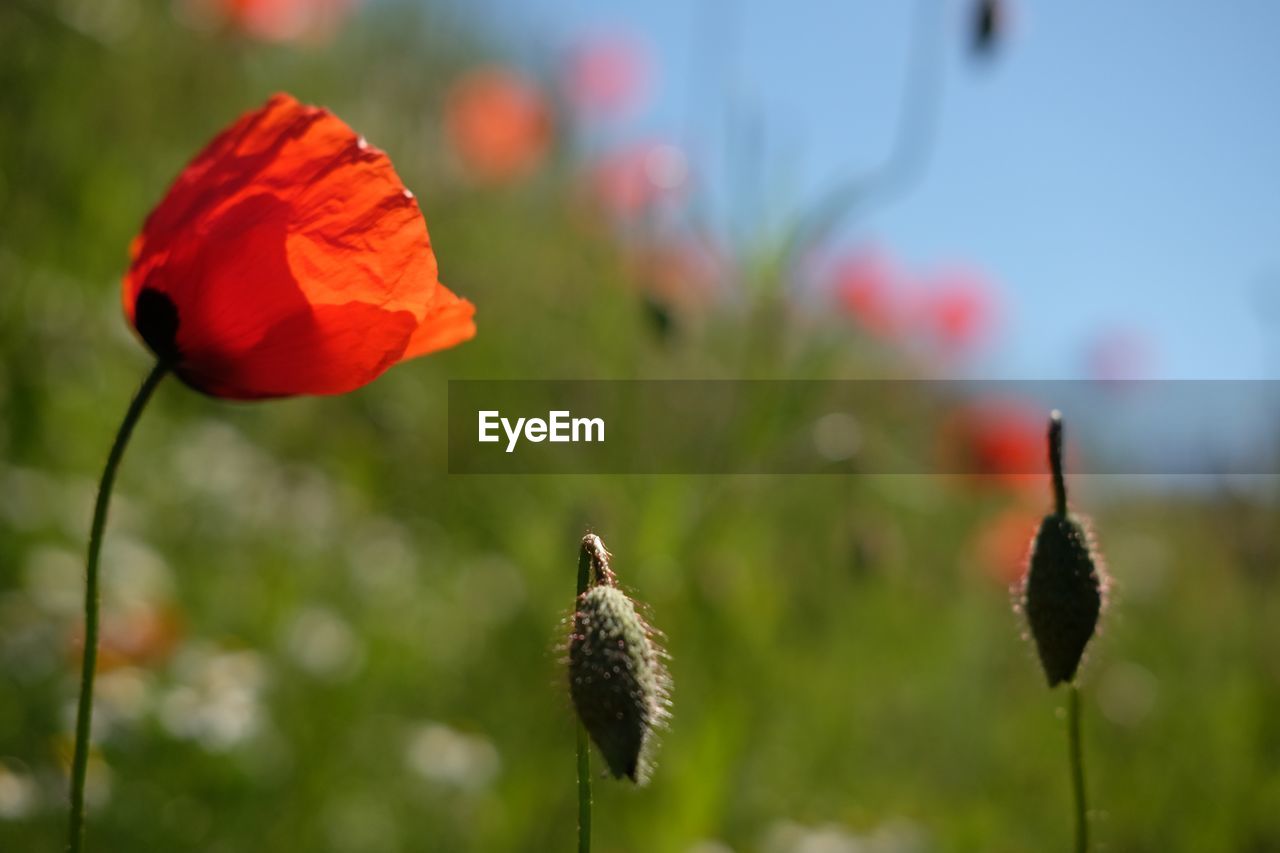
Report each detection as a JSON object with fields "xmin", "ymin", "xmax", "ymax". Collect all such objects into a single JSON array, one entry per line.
[
  {"xmin": 68, "ymin": 362, "xmax": 168, "ymax": 853},
  {"xmin": 575, "ymin": 540, "xmax": 593, "ymax": 853},
  {"xmin": 1049, "ymin": 410, "xmax": 1067, "ymax": 518},
  {"xmin": 1053, "ymin": 413, "xmax": 1087, "ymax": 850},
  {"xmin": 1068, "ymin": 684, "xmax": 1088, "ymax": 853}
]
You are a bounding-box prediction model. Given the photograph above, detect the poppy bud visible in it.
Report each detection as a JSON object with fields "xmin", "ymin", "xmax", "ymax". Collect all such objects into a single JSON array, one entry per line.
[
  {"xmin": 1024, "ymin": 513, "xmax": 1102, "ymax": 686},
  {"xmin": 971, "ymin": 0, "xmax": 1003, "ymax": 56},
  {"xmin": 568, "ymin": 535, "xmax": 668, "ymax": 783},
  {"xmin": 1022, "ymin": 411, "xmax": 1105, "ymax": 686}
]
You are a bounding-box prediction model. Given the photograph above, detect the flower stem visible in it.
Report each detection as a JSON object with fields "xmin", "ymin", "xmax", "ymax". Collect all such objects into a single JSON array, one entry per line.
[
  {"xmin": 1049, "ymin": 410, "xmax": 1067, "ymax": 518},
  {"xmin": 575, "ymin": 541, "xmax": 593, "ymax": 853},
  {"xmin": 68, "ymin": 362, "xmax": 167, "ymax": 853},
  {"xmin": 576, "ymin": 721, "xmax": 592, "ymax": 853},
  {"xmin": 1068, "ymin": 684, "xmax": 1088, "ymax": 853}
]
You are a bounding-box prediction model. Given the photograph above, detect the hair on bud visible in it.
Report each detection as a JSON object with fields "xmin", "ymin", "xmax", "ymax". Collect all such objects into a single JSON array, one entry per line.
[{"xmin": 569, "ymin": 533, "xmax": 669, "ymax": 783}]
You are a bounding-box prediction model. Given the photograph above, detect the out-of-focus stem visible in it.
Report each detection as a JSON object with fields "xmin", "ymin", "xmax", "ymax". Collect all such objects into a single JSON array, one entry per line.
[{"xmin": 783, "ymin": 0, "xmax": 946, "ymax": 266}]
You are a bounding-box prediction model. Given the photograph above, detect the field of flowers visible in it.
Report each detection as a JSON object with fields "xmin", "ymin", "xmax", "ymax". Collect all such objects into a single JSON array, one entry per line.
[{"xmin": 1, "ymin": 2, "xmax": 1279, "ymax": 851}]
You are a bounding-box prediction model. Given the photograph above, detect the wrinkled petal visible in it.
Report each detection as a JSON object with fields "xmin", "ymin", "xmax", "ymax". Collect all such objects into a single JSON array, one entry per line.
[
  {"xmin": 122, "ymin": 93, "xmax": 473, "ymax": 399},
  {"xmin": 402, "ymin": 282, "xmax": 476, "ymax": 360},
  {"xmin": 185, "ymin": 303, "xmax": 419, "ymax": 399}
]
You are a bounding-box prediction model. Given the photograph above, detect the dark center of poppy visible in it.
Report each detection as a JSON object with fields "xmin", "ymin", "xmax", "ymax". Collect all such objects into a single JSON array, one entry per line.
[{"xmin": 134, "ymin": 288, "xmax": 181, "ymax": 364}]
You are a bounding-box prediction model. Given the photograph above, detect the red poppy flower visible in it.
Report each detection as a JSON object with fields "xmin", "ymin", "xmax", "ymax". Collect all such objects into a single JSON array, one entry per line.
[
  {"xmin": 919, "ymin": 266, "xmax": 997, "ymax": 352},
  {"xmin": 179, "ymin": 0, "xmax": 359, "ymax": 44},
  {"xmin": 444, "ymin": 67, "xmax": 552, "ymax": 184},
  {"xmin": 123, "ymin": 93, "xmax": 475, "ymax": 399},
  {"xmin": 938, "ymin": 398, "xmax": 1045, "ymax": 492},
  {"xmin": 70, "ymin": 603, "xmax": 185, "ymax": 672},
  {"xmin": 562, "ymin": 34, "xmax": 649, "ymax": 119},
  {"xmin": 625, "ymin": 236, "xmax": 723, "ymax": 309},
  {"xmin": 586, "ymin": 141, "xmax": 688, "ymax": 220},
  {"xmin": 829, "ymin": 247, "xmax": 904, "ymax": 338},
  {"xmin": 971, "ymin": 507, "xmax": 1039, "ymax": 586}
]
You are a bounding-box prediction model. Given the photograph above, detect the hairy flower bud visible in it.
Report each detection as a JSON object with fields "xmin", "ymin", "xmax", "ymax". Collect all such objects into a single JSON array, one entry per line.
[
  {"xmin": 1023, "ymin": 513, "xmax": 1103, "ymax": 686},
  {"xmin": 1022, "ymin": 412, "xmax": 1106, "ymax": 687},
  {"xmin": 568, "ymin": 536, "xmax": 668, "ymax": 784}
]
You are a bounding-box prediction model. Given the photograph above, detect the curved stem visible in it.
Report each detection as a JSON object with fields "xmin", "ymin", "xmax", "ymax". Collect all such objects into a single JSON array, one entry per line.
[
  {"xmin": 575, "ymin": 540, "xmax": 593, "ymax": 853},
  {"xmin": 1068, "ymin": 684, "xmax": 1088, "ymax": 853},
  {"xmin": 783, "ymin": 0, "xmax": 946, "ymax": 268},
  {"xmin": 68, "ymin": 362, "xmax": 168, "ymax": 853},
  {"xmin": 1049, "ymin": 410, "xmax": 1067, "ymax": 518}
]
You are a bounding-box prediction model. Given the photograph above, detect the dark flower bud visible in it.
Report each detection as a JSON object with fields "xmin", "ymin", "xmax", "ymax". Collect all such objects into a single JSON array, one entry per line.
[
  {"xmin": 972, "ymin": 0, "xmax": 1004, "ymax": 56},
  {"xmin": 1022, "ymin": 411, "xmax": 1106, "ymax": 686},
  {"xmin": 1024, "ymin": 513, "xmax": 1102, "ymax": 686},
  {"xmin": 569, "ymin": 534, "xmax": 669, "ymax": 783}
]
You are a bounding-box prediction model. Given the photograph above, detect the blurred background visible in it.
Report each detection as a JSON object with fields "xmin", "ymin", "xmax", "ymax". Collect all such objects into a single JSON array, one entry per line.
[{"xmin": 2, "ymin": 0, "xmax": 1279, "ymax": 850}]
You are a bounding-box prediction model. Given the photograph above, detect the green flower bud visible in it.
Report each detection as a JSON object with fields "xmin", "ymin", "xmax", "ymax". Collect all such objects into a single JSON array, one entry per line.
[{"xmin": 569, "ymin": 535, "xmax": 669, "ymax": 783}]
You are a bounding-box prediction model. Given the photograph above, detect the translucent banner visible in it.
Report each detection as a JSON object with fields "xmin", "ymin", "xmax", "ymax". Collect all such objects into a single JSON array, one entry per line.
[{"xmin": 446, "ymin": 380, "xmax": 1280, "ymax": 475}]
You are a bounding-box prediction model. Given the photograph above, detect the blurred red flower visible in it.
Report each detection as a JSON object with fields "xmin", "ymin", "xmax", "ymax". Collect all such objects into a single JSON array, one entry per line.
[
  {"xmin": 829, "ymin": 248, "xmax": 903, "ymax": 338},
  {"xmin": 444, "ymin": 66, "xmax": 552, "ymax": 184},
  {"xmin": 71, "ymin": 603, "xmax": 184, "ymax": 672},
  {"xmin": 180, "ymin": 0, "xmax": 359, "ymax": 43},
  {"xmin": 562, "ymin": 34, "xmax": 649, "ymax": 119},
  {"xmin": 971, "ymin": 507, "xmax": 1039, "ymax": 585},
  {"xmin": 938, "ymin": 399, "xmax": 1045, "ymax": 491},
  {"xmin": 626, "ymin": 236, "xmax": 724, "ymax": 310},
  {"xmin": 123, "ymin": 93, "xmax": 475, "ymax": 399},
  {"xmin": 1083, "ymin": 329, "xmax": 1154, "ymax": 381},
  {"xmin": 918, "ymin": 267, "xmax": 996, "ymax": 351},
  {"xmin": 824, "ymin": 249, "xmax": 999, "ymax": 356},
  {"xmin": 587, "ymin": 141, "xmax": 688, "ymax": 220}
]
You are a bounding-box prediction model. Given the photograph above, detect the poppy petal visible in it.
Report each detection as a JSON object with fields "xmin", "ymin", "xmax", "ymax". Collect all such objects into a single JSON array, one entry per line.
[
  {"xmin": 123, "ymin": 93, "xmax": 473, "ymax": 399},
  {"xmin": 402, "ymin": 282, "xmax": 477, "ymax": 360},
  {"xmin": 183, "ymin": 302, "xmax": 420, "ymax": 399}
]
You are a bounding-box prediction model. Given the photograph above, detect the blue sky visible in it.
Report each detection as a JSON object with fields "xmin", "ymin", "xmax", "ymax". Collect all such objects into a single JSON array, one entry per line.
[{"xmin": 473, "ymin": 0, "xmax": 1280, "ymax": 380}]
